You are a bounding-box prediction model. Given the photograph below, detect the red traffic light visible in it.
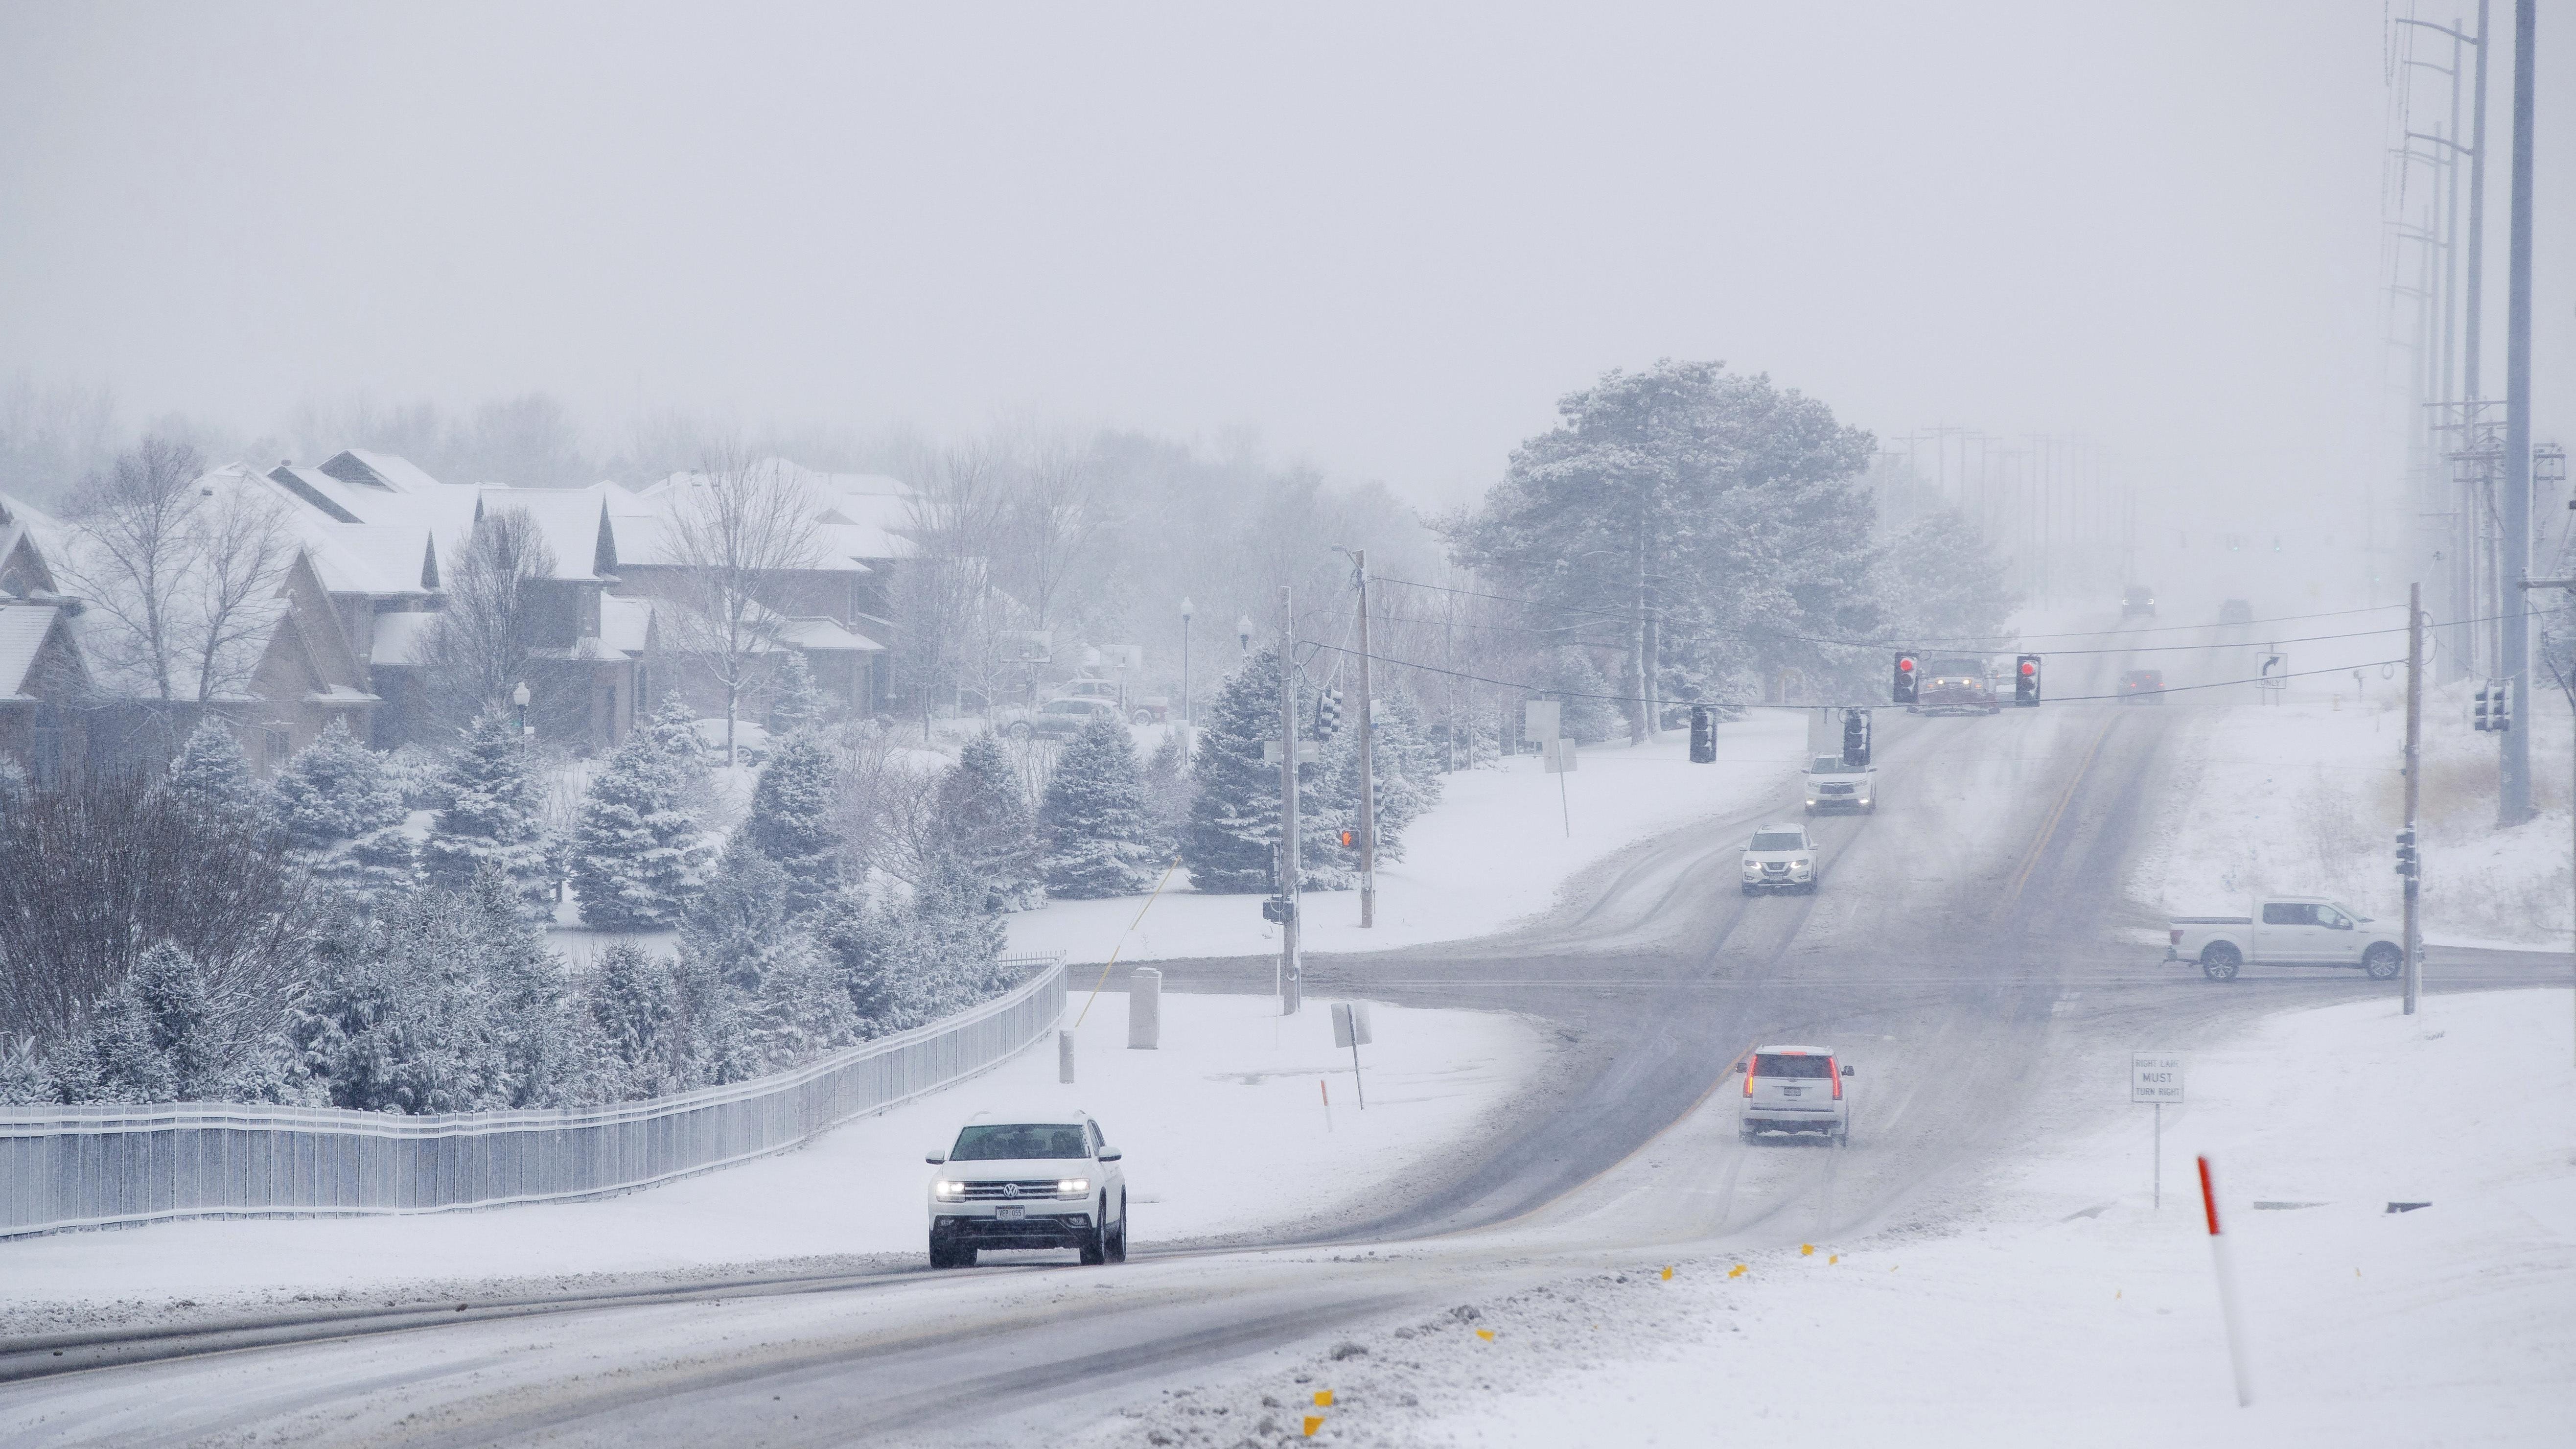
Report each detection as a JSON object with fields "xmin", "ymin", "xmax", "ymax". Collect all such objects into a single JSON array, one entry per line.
[
  {"xmin": 2020, "ymin": 660, "xmax": 2036, "ymax": 675},
  {"xmin": 1898, "ymin": 656, "xmax": 1916, "ymax": 672}
]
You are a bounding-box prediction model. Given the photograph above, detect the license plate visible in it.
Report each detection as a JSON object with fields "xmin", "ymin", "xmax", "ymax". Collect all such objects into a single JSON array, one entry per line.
[
  {"xmin": 995, "ymin": 1206, "xmax": 1024, "ymax": 1220},
  {"xmin": 1782, "ymin": 1087, "xmax": 1803, "ymax": 1098}
]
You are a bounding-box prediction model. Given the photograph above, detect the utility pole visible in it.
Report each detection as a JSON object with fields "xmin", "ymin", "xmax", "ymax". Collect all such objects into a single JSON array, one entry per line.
[
  {"xmin": 2498, "ymin": 0, "xmax": 2538, "ymax": 825},
  {"xmin": 2405, "ymin": 582, "xmax": 2424, "ymax": 1016},
  {"xmin": 1276, "ymin": 584, "xmax": 1301, "ymax": 1015},
  {"xmin": 1353, "ymin": 550, "xmax": 1376, "ymax": 929}
]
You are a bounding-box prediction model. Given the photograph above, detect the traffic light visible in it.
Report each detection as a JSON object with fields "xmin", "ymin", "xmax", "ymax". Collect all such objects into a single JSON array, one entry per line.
[
  {"xmin": 2393, "ymin": 828, "xmax": 2418, "ymax": 882},
  {"xmin": 1316, "ymin": 687, "xmax": 1343, "ymax": 738},
  {"xmin": 1841, "ymin": 708, "xmax": 1871, "ymax": 768},
  {"xmin": 1689, "ymin": 704, "xmax": 1716, "ymax": 763},
  {"xmin": 2494, "ymin": 683, "xmax": 2512, "ymax": 733},
  {"xmin": 2015, "ymin": 654, "xmax": 2042, "ymax": 706},
  {"xmin": 1892, "ymin": 653, "xmax": 1919, "ymax": 705},
  {"xmin": 2474, "ymin": 682, "xmax": 2494, "ymax": 731}
]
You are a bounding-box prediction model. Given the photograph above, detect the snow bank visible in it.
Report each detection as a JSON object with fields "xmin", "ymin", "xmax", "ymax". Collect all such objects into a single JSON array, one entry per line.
[
  {"xmin": 1007, "ymin": 714, "xmax": 1808, "ymax": 964},
  {"xmin": 2130, "ymin": 678, "xmax": 2575, "ymax": 948},
  {"xmin": 0, "ymin": 992, "xmax": 1544, "ymax": 1333},
  {"xmin": 1085, "ymin": 988, "xmax": 2576, "ymax": 1447}
]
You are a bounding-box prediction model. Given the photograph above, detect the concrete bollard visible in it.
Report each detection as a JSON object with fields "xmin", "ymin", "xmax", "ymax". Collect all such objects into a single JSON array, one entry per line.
[
  {"xmin": 1058, "ymin": 1028, "xmax": 1075, "ymax": 1083},
  {"xmin": 1129, "ymin": 968, "xmax": 1161, "ymax": 1049}
]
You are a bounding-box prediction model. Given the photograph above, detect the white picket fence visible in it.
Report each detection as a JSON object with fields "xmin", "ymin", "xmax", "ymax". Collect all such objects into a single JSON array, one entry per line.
[{"xmin": 0, "ymin": 955, "xmax": 1066, "ymax": 1239}]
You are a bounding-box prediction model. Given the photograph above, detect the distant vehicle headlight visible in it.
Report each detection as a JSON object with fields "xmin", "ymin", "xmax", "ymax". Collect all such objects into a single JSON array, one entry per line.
[
  {"xmin": 934, "ymin": 1180, "xmax": 968, "ymax": 1201},
  {"xmin": 1056, "ymin": 1177, "xmax": 1091, "ymax": 1198}
]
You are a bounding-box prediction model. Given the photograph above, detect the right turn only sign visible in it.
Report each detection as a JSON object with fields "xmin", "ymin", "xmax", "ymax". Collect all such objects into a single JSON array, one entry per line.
[{"xmin": 2132, "ymin": 1052, "xmax": 2186, "ymax": 1103}]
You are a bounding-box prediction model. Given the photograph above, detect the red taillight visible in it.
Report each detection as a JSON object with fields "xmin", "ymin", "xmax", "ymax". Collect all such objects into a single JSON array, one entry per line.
[
  {"xmin": 1830, "ymin": 1060, "xmax": 1843, "ymax": 1099},
  {"xmin": 1743, "ymin": 1063, "xmax": 1756, "ymax": 1097}
]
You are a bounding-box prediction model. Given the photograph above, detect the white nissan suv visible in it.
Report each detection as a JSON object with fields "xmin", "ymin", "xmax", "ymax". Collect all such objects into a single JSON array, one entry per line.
[
  {"xmin": 1737, "ymin": 1044, "xmax": 1853, "ymax": 1145},
  {"xmin": 925, "ymin": 1110, "xmax": 1128, "ymax": 1269},
  {"xmin": 1741, "ymin": 823, "xmax": 1819, "ymax": 895}
]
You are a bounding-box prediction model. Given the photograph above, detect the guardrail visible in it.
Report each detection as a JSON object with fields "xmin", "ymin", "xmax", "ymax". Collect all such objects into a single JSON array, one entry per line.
[{"xmin": 0, "ymin": 953, "xmax": 1066, "ymax": 1239}]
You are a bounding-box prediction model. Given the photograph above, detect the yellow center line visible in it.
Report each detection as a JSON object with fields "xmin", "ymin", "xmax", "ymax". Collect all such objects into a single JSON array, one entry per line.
[{"xmin": 2001, "ymin": 712, "xmax": 2117, "ymax": 911}]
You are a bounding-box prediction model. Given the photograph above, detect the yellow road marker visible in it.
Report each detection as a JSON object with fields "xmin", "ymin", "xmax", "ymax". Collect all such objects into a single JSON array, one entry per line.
[
  {"xmin": 1303, "ymin": 1414, "xmax": 1324, "ymax": 1436},
  {"xmin": 1828, "ymin": 1255, "xmax": 1839, "ymax": 1265},
  {"xmin": 1476, "ymin": 1329, "xmax": 1495, "ymax": 1342},
  {"xmin": 1314, "ymin": 1390, "xmax": 1333, "ymax": 1407},
  {"xmin": 1727, "ymin": 1264, "xmax": 1746, "ymax": 1279},
  {"xmin": 1800, "ymin": 1243, "xmax": 1814, "ymax": 1256},
  {"xmin": 1660, "ymin": 1266, "xmax": 1673, "ymax": 1280}
]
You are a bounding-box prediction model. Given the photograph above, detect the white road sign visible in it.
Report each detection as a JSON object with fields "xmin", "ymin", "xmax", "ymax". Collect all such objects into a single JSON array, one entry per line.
[
  {"xmin": 1524, "ymin": 700, "xmax": 1562, "ymax": 745},
  {"xmin": 1331, "ymin": 1001, "xmax": 1373, "ymax": 1050},
  {"xmin": 2131, "ymin": 1052, "xmax": 2185, "ymax": 1103},
  {"xmin": 2257, "ymin": 654, "xmax": 2288, "ymax": 690}
]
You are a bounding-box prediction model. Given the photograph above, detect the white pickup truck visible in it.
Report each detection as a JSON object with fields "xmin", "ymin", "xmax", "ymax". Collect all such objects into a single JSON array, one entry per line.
[
  {"xmin": 2166, "ymin": 897, "xmax": 2405, "ymax": 982},
  {"xmin": 1804, "ymin": 755, "xmax": 1875, "ymax": 814}
]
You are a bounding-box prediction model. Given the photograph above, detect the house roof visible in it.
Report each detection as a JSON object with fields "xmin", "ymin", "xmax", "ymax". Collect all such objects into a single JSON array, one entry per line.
[
  {"xmin": 629, "ymin": 460, "xmax": 915, "ymax": 568},
  {"xmin": 320, "ymin": 449, "xmax": 446, "ymax": 494},
  {"xmin": 478, "ymin": 486, "xmax": 612, "ymax": 581},
  {"xmin": 0, "ymin": 603, "xmax": 68, "ymax": 699},
  {"xmin": 0, "ymin": 493, "xmax": 66, "ymax": 599},
  {"xmin": 601, "ymin": 593, "xmax": 653, "ymax": 655},
  {"xmin": 774, "ymin": 614, "xmax": 884, "ymax": 653},
  {"xmin": 367, "ymin": 610, "xmax": 441, "ymax": 667}
]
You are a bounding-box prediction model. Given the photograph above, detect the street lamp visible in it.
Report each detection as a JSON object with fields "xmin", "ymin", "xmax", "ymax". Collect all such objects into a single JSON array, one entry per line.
[
  {"xmin": 1180, "ymin": 597, "xmax": 1194, "ymax": 729},
  {"xmin": 513, "ymin": 681, "xmax": 532, "ymax": 737},
  {"xmin": 1236, "ymin": 613, "xmax": 1255, "ymax": 655}
]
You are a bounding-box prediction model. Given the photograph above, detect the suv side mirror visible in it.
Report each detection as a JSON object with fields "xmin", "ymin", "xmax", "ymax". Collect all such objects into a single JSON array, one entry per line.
[
  {"xmin": 1097, "ymin": 1148, "xmax": 1122, "ymax": 1162},
  {"xmin": 924, "ymin": 1151, "xmax": 946, "ymax": 1165},
  {"xmin": 1840, "ymin": 1065, "xmax": 1855, "ymax": 1077}
]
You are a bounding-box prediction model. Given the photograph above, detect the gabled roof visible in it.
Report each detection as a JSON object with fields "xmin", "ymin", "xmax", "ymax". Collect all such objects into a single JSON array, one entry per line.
[
  {"xmin": 477, "ymin": 486, "xmax": 613, "ymax": 581},
  {"xmin": 774, "ymin": 615, "xmax": 884, "ymax": 653},
  {"xmin": 0, "ymin": 492, "xmax": 65, "ymax": 599},
  {"xmin": 320, "ymin": 449, "xmax": 446, "ymax": 494},
  {"xmin": 600, "ymin": 593, "xmax": 653, "ymax": 656},
  {"xmin": 629, "ymin": 460, "xmax": 915, "ymax": 567},
  {"xmin": 0, "ymin": 603, "xmax": 79, "ymax": 700}
]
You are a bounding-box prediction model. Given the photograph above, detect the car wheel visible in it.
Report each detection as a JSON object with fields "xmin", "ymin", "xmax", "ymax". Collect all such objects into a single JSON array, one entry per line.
[
  {"xmin": 1080, "ymin": 1201, "xmax": 1109, "ymax": 1265},
  {"xmin": 1110, "ymin": 1194, "xmax": 1129, "ymax": 1262},
  {"xmin": 1007, "ymin": 722, "xmax": 1034, "ymax": 742},
  {"xmin": 1132, "ymin": 710, "xmax": 1154, "ymax": 726},
  {"xmin": 1741, "ymin": 884, "xmax": 1757, "ymax": 896},
  {"xmin": 2201, "ymin": 942, "xmax": 2242, "ymax": 982},
  {"xmin": 2362, "ymin": 942, "xmax": 2404, "ymax": 980},
  {"xmin": 1739, "ymin": 1126, "xmax": 1758, "ymax": 1145}
]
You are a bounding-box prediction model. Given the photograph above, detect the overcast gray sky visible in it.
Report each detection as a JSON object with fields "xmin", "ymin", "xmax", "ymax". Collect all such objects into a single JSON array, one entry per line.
[{"xmin": 0, "ymin": 1, "xmax": 2564, "ymax": 513}]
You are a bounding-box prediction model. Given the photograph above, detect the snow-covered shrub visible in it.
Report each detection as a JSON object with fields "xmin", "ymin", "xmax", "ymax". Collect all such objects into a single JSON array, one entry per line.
[
  {"xmin": 269, "ymin": 719, "xmax": 415, "ymax": 906},
  {"xmin": 933, "ymin": 734, "xmax": 1044, "ymax": 911},
  {"xmin": 743, "ymin": 731, "xmax": 842, "ymax": 916},
  {"xmin": 165, "ymin": 716, "xmax": 257, "ymax": 819},
  {"xmin": 420, "ymin": 710, "xmax": 554, "ymax": 917},
  {"xmin": 570, "ymin": 717, "xmax": 716, "ymax": 931}
]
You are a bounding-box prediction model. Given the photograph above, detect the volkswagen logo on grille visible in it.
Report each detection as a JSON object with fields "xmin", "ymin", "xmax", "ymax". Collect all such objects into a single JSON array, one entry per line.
[{"xmin": 1002, "ymin": 1183, "xmax": 1021, "ymax": 1199}]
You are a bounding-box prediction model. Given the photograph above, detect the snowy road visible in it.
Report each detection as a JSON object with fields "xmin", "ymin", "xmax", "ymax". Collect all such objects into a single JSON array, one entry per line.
[{"xmin": 3, "ymin": 629, "xmax": 2565, "ymax": 1446}]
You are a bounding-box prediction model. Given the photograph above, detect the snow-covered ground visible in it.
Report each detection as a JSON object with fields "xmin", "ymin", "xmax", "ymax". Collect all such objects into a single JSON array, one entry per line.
[
  {"xmin": 0, "ymin": 992, "xmax": 1546, "ymax": 1335},
  {"xmin": 1007, "ymin": 714, "xmax": 1808, "ymax": 964},
  {"xmin": 1085, "ymin": 988, "xmax": 2576, "ymax": 1447},
  {"xmin": 2131, "ymin": 676, "xmax": 2575, "ymax": 949}
]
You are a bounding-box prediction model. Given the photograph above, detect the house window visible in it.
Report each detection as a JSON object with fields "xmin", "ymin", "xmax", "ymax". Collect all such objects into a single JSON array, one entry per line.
[
  {"xmin": 32, "ymin": 723, "xmax": 63, "ymax": 788},
  {"xmin": 264, "ymin": 725, "xmax": 292, "ymax": 769}
]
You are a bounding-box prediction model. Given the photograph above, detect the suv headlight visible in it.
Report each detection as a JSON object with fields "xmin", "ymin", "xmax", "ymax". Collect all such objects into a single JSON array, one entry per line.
[
  {"xmin": 933, "ymin": 1180, "xmax": 968, "ymax": 1201},
  {"xmin": 1056, "ymin": 1177, "xmax": 1090, "ymax": 1198}
]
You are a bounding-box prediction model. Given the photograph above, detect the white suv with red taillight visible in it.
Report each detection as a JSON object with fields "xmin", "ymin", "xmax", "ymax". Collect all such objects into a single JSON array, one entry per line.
[
  {"xmin": 1737, "ymin": 1044, "xmax": 1854, "ymax": 1145},
  {"xmin": 925, "ymin": 1110, "xmax": 1128, "ymax": 1269}
]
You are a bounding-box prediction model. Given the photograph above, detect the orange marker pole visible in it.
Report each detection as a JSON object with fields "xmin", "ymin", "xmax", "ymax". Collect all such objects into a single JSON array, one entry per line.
[{"xmin": 2199, "ymin": 1155, "xmax": 2254, "ymax": 1407}]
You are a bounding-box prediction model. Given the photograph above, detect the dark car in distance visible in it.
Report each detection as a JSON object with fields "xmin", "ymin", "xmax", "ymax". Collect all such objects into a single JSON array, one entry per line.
[
  {"xmin": 2122, "ymin": 585, "xmax": 2157, "ymax": 618},
  {"xmin": 1915, "ymin": 657, "xmax": 1999, "ymax": 715}
]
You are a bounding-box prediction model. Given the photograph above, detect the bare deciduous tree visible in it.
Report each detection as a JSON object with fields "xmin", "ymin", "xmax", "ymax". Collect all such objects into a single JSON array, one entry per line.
[
  {"xmin": 182, "ymin": 483, "xmax": 297, "ymax": 704},
  {"xmin": 418, "ymin": 508, "xmax": 562, "ymax": 739},
  {"xmin": 656, "ymin": 453, "xmax": 824, "ymax": 765}
]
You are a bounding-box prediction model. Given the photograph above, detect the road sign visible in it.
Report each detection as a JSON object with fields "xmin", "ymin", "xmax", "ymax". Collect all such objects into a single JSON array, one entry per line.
[
  {"xmin": 2132, "ymin": 1052, "xmax": 2185, "ymax": 1102},
  {"xmin": 1331, "ymin": 1001, "xmax": 1373, "ymax": 1049},
  {"xmin": 1261, "ymin": 741, "xmax": 1321, "ymax": 765},
  {"xmin": 2257, "ymin": 654, "xmax": 2288, "ymax": 690},
  {"xmin": 1523, "ymin": 700, "xmax": 1561, "ymax": 745}
]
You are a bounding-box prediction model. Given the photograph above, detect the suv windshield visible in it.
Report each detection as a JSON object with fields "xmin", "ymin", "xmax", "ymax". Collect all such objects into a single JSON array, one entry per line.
[
  {"xmin": 1749, "ymin": 832, "xmax": 1805, "ymax": 851},
  {"xmin": 1810, "ymin": 756, "xmax": 1846, "ymax": 773},
  {"xmin": 951, "ymin": 1123, "xmax": 1089, "ymax": 1160},
  {"xmin": 1754, "ymin": 1053, "xmax": 1833, "ymax": 1078},
  {"xmin": 1924, "ymin": 658, "xmax": 1984, "ymax": 678}
]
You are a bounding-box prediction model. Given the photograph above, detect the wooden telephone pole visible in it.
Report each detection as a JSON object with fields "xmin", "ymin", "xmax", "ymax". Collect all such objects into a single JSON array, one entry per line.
[{"xmin": 1354, "ymin": 551, "xmax": 1376, "ymax": 928}]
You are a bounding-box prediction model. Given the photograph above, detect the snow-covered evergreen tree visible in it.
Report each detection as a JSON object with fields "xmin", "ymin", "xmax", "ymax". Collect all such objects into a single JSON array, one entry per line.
[
  {"xmin": 269, "ymin": 719, "xmax": 415, "ymax": 904},
  {"xmin": 749, "ymin": 932, "xmax": 858, "ymax": 1068},
  {"xmin": 644, "ymin": 692, "xmax": 709, "ymax": 770},
  {"xmin": 420, "ymin": 710, "xmax": 554, "ymax": 916},
  {"xmin": 933, "ymin": 735, "xmax": 1044, "ymax": 911},
  {"xmin": 569, "ymin": 718, "xmax": 715, "ymax": 931},
  {"xmin": 57, "ymin": 943, "xmax": 220, "ymax": 1102},
  {"xmin": 1040, "ymin": 714, "xmax": 1162, "ymax": 897},
  {"xmin": 1181, "ymin": 646, "xmax": 1341, "ymax": 892},
  {"xmin": 580, "ymin": 940, "xmax": 681, "ymax": 1099},
  {"xmin": 768, "ymin": 650, "xmax": 830, "ymax": 736},
  {"xmin": 1140, "ymin": 729, "xmax": 1192, "ymax": 854},
  {"xmin": 743, "ymin": 730, "xmax": 841, "ymax": 916},
  {"xmin": 166, "ymin": 716, "xmax": 257, "ymax": 819},
  {"xmin": 684, "ymin": 840, "xmax": 794, "ymax": 992},
  {"xmin": 812, "ymin": 863, "xmax": 1011, "ymax": 1038},
  {"xmin": 458, "ymin": 864, "xmax": 582, "ymax": 1108}
]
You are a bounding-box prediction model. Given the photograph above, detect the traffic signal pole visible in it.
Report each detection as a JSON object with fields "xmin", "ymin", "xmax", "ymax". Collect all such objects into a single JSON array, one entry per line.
[
  {"xmin": 1354, "ymin": 551, "xmax": 1376, "ymax": 929},
  {"xmin": 2405, "ymin": 583, "xmax": 2424, "ymax": 1016},
  {"xmin": 1278, "ymin": 584, "xmax": 1301, "ymax": 1015},
  {"xmin": 2498, "ymin": 0, "xmax": 2537, "ymax": 826}
]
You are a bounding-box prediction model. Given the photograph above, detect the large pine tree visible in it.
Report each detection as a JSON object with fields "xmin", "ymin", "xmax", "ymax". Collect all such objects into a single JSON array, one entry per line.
[
  {"xmin": 420, "ymin": 710, "xmax": 555, "ymax": 916},
  {"xmin": 1181, "ymin": 646, "xmax": 1341, "ymax": 892},
  {"xmin": 570, "ymin": 718, "xmax": 715, "ymax": 931},
  {"xmin": 768, "ymin": 650, "xmax": 831, "ymax": 736},
  {"xmin": 933, "ymin": 735, "xmax": 1044, "ymax": 911},
  {"xmin": 269, "ymin": 719, "xmax": 416, "ymax": 904},
  {"xmin": 743, "ymin": 731, "xmax": 841, "ymax": 916},
  {"xmin": 1040, "ymin": 714, "xmax": 1162, "ymax": 897}
]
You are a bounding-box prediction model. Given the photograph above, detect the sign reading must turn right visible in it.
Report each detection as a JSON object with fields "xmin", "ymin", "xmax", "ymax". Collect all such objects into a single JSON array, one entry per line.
[{"xmin": 2132, "ymin": 1053, "xmax": 2186, "ymax": 1103}]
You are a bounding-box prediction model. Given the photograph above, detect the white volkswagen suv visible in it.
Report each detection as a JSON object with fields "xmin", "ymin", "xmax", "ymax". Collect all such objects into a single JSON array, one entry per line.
[
  {"xmin": 1737, "ymin": 1044, "xmax": 1853, "ymax": 1145},
  {"xmin": 925, "ymin": 1110, "xmax": 1128, "ymax": 1269}
]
